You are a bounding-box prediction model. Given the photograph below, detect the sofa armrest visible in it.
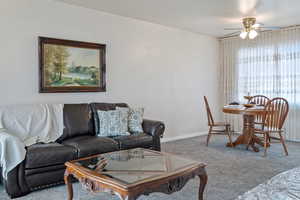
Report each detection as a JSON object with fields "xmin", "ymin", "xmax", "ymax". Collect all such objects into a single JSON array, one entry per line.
[{"xmin": 142, "ymin": 119, "xmax": 165, "ymax": 138}]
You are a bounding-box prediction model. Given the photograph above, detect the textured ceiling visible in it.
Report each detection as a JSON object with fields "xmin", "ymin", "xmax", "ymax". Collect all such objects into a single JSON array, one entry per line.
[{"xmin": 57, "ymin": 0, "xmax": 300, "ymax": 37}]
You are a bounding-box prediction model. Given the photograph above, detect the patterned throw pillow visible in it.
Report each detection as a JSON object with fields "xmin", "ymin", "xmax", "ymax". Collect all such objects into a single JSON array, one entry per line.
[
  {"xmin": 97, "ymin": 110, "xmax": 130, "ymax": 137},
  {"xmin": 117, "ymin": 107, "xmax": 144, "ymax": 134},
  {"xmin": 117, "ymin": 108, "xmax": 129, "ymax": 134}
]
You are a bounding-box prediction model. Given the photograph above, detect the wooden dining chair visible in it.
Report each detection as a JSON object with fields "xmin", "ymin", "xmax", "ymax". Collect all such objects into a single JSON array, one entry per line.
[
  {"xmin": 203, "ymin": 96, "xmax": 233, "ymax": 147},
  {"xmin": 247, "ymin": 97, "xmax": 289, "ymax": 156},
  {"xmin": 248, "ymin": 95, "xmax": 270, "ymax": 126},
  {"xmin": 248, "ymin": 95, "xmax": 270, "ymax": 106}
]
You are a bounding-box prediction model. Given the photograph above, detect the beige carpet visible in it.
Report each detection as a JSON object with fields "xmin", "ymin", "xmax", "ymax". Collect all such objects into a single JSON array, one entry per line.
[{"xmin": 1, "ymin": 135, "xmax": 300, "ymax": 200}]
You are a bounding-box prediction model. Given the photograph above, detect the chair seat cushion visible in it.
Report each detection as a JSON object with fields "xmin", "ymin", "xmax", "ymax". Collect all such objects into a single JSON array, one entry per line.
[
  {"xmin": 62, "ymin": 136, "xmax": 119, "ymax": 158},
  {"xmin": 25, "ymin": 143, "xmax": 77, "ymax": 169},
  {"xmin": 113, "ymin": 133, "xmax": 153, "ymax": 150}
]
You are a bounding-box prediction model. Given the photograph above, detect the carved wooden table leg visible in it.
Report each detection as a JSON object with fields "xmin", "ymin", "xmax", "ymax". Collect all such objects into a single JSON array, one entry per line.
[
  {"xmin": 252, "ymin": 135, "xmax": 270, "ymax": 147},
  {"xmin": 64, "ymin": 169, "xmax": 73, "ymax": 200},
  {"xmin": 227, "ymin": 114, "xmax": 259, "ymax": 152},
  {"xmin": 243, "ymin": 114, "xmax": 259, "ymax": 152},
  {"xmin": 198, "ymin": 171, "xmax": 208, "ymax": 200}
]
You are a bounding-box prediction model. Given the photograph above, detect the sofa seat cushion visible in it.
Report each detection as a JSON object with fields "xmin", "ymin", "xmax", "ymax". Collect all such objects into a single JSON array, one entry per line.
[
  {"xmin": 25, "ymin": 143, "xmax": 77, "ymax": 169},
  {"xmin": 113, "ymin": 133, "xmax": 153, "ymax": 150},
  {"xmin": 62, "ymin": 136, "xmax": 119, "ymax": 158}
]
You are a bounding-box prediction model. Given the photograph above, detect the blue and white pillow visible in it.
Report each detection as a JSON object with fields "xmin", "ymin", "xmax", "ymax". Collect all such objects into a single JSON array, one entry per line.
[
  {"xmin": 97, "ymin": 110, "xmax": 130, "ymax": 137},
  {"xmin": 118, "ymin": 108, "xmax": 129, "ymax": 134},
  {"xmin": 117, "ymin": 107, "xmax": 144, "ymax": 134}
]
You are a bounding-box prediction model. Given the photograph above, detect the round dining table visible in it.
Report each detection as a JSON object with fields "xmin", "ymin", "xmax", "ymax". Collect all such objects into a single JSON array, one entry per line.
[{"xmin": 223, "ymin": 105, "xmax": 267, "ymax": 152}]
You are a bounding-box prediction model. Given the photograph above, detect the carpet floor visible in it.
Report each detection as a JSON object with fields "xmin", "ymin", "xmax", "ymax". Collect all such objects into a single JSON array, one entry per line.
[{"xmin": 1, "ymin": 135, "xmax": 300, "ymax": 200}]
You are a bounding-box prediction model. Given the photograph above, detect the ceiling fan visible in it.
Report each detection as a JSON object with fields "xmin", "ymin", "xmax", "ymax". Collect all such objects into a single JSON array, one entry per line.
[{"xmin": 224, "ymin": 17, "xmax": 280, "ymax": 39}]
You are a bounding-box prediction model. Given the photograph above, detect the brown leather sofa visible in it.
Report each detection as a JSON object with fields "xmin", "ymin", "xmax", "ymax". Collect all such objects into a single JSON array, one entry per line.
[{"xmin": 3, "ymin": 103, "xmax": 165, "ymax": 198}]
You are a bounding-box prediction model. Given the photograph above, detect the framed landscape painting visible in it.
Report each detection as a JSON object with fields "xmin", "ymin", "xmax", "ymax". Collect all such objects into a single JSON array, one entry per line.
[{"xmin": 39, "ymin": 37, "xmax": 106, "ymax": 93}]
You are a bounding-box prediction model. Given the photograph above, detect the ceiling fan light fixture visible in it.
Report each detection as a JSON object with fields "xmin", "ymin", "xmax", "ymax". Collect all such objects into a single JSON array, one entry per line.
[
  {"xmin": 249, "ymin": 29, "xmax": 258, "ymax": 39},
  {"xmin": 240, "ymin": 31, "xmax": 248, "ymax": 39},
  {"xmin": 225, "ymin": 17, "xmax": 279, "ymax": 39}
]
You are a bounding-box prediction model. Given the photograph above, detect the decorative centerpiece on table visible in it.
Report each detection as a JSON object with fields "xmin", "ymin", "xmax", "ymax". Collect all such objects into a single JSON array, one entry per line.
[{"xmin": 243, "ymin": 92, "xmax": 253, "ymax": 102}]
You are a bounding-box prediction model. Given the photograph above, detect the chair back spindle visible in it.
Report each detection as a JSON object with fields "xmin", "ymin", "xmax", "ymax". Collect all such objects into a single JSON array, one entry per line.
[
  {"xmin": 248, "ymin": 95, "xmax": 270, "ymax": 124},
  {"xmin": 248, "ymin": 95, "xmax": 269, "ymax": 106}
]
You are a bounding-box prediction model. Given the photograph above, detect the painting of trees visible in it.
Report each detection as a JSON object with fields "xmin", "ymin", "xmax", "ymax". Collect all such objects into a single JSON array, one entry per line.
[
  {"xmin": 43, "ymin": 44, "xmax": 56, "ymax": 85},
  {"xmin": 44, "ymin": 44, "xmax": 70, "ymax": 85},
  {"xmin": 53, "ymin": 46, "xmax": 69, "ymax": 81},
  {"xmin": 39, "ymin": 37, "xmax": 106, "ymax": 93}
]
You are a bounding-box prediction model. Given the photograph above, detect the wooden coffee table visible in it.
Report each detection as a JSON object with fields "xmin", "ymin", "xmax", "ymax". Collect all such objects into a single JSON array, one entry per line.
[{"xmin": 64, "ymin": 148, "xmax": 207, "ymax": 200}]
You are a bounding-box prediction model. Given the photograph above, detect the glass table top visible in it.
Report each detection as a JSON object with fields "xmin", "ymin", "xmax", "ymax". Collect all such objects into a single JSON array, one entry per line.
[{"xmin": 72, "ymin": 148, "xmax": 203, "ymax": 186}]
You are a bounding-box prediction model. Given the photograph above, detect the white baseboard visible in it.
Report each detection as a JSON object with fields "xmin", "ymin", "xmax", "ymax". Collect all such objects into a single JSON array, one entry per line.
[{"xmin": 161, "ymin": 131, "xmax": 207, "ymax": 143}]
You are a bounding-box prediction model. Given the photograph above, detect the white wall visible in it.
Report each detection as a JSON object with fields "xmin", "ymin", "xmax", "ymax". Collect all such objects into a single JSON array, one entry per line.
[{"xmin": 0, "ymin": 0, "xmax": 219, "ymax": 140}]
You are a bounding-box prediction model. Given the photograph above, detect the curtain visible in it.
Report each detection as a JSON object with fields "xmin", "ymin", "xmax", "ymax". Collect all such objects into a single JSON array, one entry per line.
[{"xmin": 220, "ymin": 27, "xmax": 300, "ymax": 141}]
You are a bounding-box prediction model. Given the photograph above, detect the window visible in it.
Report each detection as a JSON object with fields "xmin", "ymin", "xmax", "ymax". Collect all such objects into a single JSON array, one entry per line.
[{"xmin": 237, "ymin": 42, "xmax": 300, "ymax": 104}]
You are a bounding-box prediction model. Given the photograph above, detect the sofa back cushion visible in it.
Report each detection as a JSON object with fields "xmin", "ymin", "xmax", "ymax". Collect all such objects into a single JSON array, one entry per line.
[
  {"xmin": 57, "ymin": 104, "xmax": 94, "ymax": 142},
  {"xmin": 90, "ymin": 103, "xmax": 128, "ymax": 136}
]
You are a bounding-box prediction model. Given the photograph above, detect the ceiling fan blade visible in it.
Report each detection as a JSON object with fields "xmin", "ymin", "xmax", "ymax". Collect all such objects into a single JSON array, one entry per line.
[
  {"xmin": 223, "ymin": 31, "xmax": 241, "ymax": 37},
  {"xmin": 224, "ymin": 28, "xmax": 243, "ymax": 30},
  {"xmin": 259, "ymin": 26, "xmax": 281, "ymax": 30},
  {"xmin": 252, "ymin": 23, "xmax": 264, "ymax": 28}
]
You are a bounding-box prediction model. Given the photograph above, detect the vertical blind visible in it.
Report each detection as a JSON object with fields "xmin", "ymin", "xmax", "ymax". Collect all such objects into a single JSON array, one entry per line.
[{"xmin": 220, "ymin": 27, "xmax": 300, "ymax": 141}]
